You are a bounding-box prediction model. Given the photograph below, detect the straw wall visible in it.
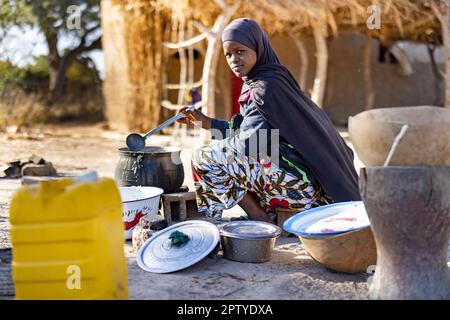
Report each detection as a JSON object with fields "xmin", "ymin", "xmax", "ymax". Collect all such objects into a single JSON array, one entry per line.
[
  {"xmin": 101, "ymin": 0, "xmax": 130, "ymax": 131},
  {"xmin": 103, "ymin": 0, "xmax": 166, "ymax": 131}
]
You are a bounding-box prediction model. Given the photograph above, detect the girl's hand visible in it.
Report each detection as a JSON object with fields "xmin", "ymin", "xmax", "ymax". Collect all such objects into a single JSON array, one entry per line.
[
  {"xmin": 176, "ymin": 106, "xmax": 194, "ymax": 125},
  {"xmin": 176, "ymin": 107, "xmax": 212, "ymax": 129}
]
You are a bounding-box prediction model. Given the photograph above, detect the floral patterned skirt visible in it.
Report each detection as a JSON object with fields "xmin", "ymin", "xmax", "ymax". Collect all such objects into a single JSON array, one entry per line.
[{"xmin": 191, "ymin": 144, "xmax": 333, "ymax": 221}]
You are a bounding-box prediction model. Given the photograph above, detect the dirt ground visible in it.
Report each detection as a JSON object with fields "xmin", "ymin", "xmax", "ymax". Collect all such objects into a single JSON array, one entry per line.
[{"xmin": 0, "ymin": 123, "xmax": 447, "ymax": 300}]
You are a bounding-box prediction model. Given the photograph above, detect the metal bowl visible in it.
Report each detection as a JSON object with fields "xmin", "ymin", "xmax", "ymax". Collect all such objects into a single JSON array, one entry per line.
[{"xmin": 219, "ymin": 221, "xmax": 281, "ymax": 263}]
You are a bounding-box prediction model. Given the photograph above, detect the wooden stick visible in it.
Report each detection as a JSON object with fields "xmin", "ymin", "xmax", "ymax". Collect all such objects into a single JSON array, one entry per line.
[
  {"xmin": 432, "ymin": 2, "xmax": 450, "ymax": 108},
  {"xmin": 192, "ymin": 20, "xmax": 212, "ymax": 34},
  {"xmin": 177, "ymin": 18, "xmax": 187, "ymax": 107},
  {"xmin": 164, "ymin": 79, "xmax": 203, "ymax": 90},
  {"xmin": 163, "ymin": 32, "xmax": 209, "ymax": 49},
  {"xmin": 389, "ymin": 44, "xmax": 414, "ymax": 76},
  {"xmin": 188, "ymin": 20, "xmax": 195, "ymax": 86},
  {"xmin": 291, "ymin": 35, "xmax": 308, "ymax": 89},
  {"xmin": 214, "ymin": 0, "xmax": 226, "ymax": 9},
  {"xmin": 363, "ymin": 33, "xmax": 375, "ymax": 110},
  {"xmin": 176, "ymin": 18, "xmax": 187, "ymax": 142},
  {"xmin": 427, "ymin": 44, "xmax": 444, "ymax": 106},
  {"xmin": 162, "ymin": 22, "xmax": 170, "ymax": 102},
  {"xmin": 311, "ymin": 21, "xmax": 328, "ymax": 107},
  {"xmin": 161, "ymin": 99, "xmax": 204, "ymax": 110}
]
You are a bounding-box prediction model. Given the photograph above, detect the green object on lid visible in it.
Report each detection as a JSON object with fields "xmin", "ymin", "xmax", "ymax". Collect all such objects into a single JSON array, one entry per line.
[{"xmin": 169, "ymin": 230, "xmax": 190, "ymax": 247}]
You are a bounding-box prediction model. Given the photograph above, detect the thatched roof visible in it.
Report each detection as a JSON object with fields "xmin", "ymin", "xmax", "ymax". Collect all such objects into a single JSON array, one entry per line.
[
  {"xmin": 106, "ymin": 0, "xmax": 445, "ymax": 130},
  {"xmin": 144, "ymin": 0, "xmax": 442, "ymax": 44}
]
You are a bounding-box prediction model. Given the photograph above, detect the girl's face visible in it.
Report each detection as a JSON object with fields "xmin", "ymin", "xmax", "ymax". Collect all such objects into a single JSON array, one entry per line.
[{"xmin": 223, "ymin": 41, "xmax": 257, "ymax": 78}]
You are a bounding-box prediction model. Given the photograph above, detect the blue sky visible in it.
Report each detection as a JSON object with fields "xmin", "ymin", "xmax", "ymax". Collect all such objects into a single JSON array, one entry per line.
[{"xmin": 0, "ymin": 25, "xmax": 105, "ymax": 79}]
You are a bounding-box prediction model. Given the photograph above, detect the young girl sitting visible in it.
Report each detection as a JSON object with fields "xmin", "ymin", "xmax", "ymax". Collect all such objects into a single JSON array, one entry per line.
[{"xmin": 177, "ymin": 18, "xmax": 360, "ymax": 223}]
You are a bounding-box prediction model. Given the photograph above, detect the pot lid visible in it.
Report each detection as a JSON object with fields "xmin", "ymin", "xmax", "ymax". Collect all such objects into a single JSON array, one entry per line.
[
  {"xmin": 219, "ymin": 221, "xmax": 281, "ymax": 240},
  {"xmin": 136, "ymin": 220, "xmax": 220, "ymax": 273},
  {"xmin": 283, "ymin": 201, "xmax": 369, "ymax": 237}
]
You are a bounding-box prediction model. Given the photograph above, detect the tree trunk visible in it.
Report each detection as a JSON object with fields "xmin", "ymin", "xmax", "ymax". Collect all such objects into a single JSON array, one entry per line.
[
  {"xmin": 46, "ymin": 32, "xmax": 61, "ymax": 105},
  {"xmin": 363, "ymin": 34, "xmax": 375, "ymax": 110},
  {"xmin": 45, "ymin": 29, "xmax": 101, "ymax": 105},
  {"xmin": 48, "ymin": 56, "xmax": 71, "ymax": 104},
  {"xmin": 311, "ymin": 23, "xmax": 328, "ymax": 107}
]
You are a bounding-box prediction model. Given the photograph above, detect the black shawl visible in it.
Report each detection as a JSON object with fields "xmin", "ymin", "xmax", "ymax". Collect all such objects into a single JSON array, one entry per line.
[{"xmin": 222, "ymin": 18, "xmax": 360, "ymax": 202}]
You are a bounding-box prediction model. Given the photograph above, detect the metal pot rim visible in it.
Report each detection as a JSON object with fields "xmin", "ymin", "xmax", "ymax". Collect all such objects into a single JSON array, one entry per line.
[
  {"xmin": 220, "ymin": 234, "xmax": 279, "ymax": 240},
  {"xmin": 219, "ymin": 221, "xmax": 281, "ymax": 240},
  {"xmin": 118, "ymin": 146, "xmax": 181, "ymax": 155}
]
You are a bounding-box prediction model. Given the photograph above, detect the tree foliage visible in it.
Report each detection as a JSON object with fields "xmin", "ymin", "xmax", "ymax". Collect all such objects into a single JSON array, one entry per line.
[
  {"xmin": 1, "ymin": 0, "xmax": 101, "ymax": 42},
  {"xmin": 0, "ymin": 0, "xmax": 102, "ymax": 103},
  {"xmin": 0, "ymin": 0, "xmax": 34, "ymax": 34}
]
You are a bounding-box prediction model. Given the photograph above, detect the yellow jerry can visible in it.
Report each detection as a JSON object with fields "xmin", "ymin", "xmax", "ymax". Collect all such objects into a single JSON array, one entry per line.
[{"xmin": 9, "ymin": 178, "xmax": 128, "ymax": 299}]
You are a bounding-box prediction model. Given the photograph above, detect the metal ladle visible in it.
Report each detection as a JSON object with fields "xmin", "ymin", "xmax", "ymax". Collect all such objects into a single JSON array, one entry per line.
[{"xmin": 126, "ymin": 105, "xmax": 197, "ymax": 151}]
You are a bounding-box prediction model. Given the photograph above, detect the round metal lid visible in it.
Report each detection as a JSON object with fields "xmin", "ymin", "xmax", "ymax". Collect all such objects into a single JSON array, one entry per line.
[
  {"xmin": 136, "ymin": 220, "xmax": 220, "ymax": 273},
  {"xmin": 219, "ymin": 221, "xmax": 281, "ymax": 240}
]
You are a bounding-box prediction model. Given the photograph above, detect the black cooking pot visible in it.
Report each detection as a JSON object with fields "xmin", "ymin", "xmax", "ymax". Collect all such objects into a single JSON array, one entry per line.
[{"xmin": 115, "ymin": 146, "xmax": 184, "ymax": 193}]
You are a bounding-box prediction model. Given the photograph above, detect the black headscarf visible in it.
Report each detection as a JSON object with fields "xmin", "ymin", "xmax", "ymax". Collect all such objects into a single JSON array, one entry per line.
[{"xmin": 222, "ymin": 18, "xmax": 360, "ymax": 202}]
